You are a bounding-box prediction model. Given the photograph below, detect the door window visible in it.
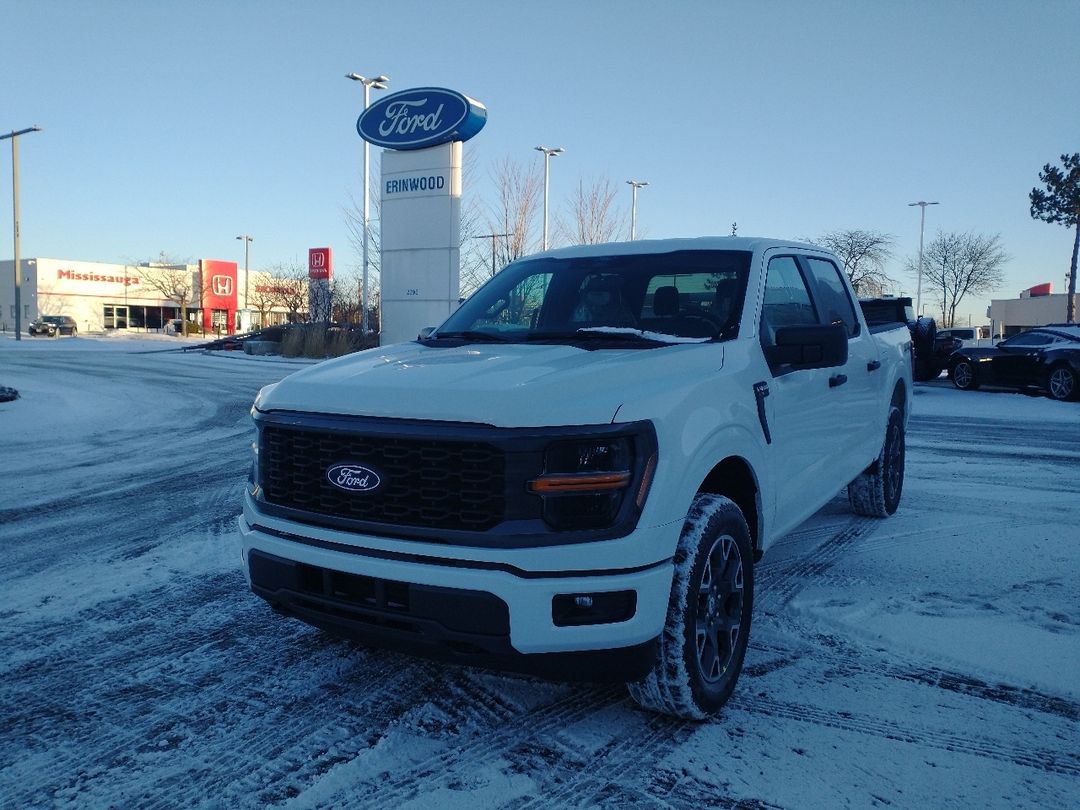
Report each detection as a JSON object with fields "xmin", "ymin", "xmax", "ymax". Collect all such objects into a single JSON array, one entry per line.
[
  {"xmin": 760, "ymin": 256, "xmax": 818, "ymax": 347},
  {"xmin": 805, "ymin": 258, "xmax": 860, "ymax": 337}
]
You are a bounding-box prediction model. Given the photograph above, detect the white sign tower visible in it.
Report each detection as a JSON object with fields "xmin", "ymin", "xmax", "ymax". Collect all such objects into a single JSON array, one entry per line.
[{"xmin": 356, "ymin": 87, "xmax": 486, "ymax": 346}]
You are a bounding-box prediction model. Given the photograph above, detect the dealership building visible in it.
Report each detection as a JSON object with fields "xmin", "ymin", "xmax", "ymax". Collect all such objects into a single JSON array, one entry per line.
[
  {"xmin": 0, "ymin": 257, "xmax": 298, "ymax": 335},
  {"xmin": 988, "ymin": 282, "xmax": 1079, "ymax": 338}
]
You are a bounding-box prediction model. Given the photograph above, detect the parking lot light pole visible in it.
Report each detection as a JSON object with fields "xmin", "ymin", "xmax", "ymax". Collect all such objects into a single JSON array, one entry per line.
[
  {"xmin": 346, "ymin": 72, "xmax": 389, "ymax": 336},
  {"xmin": 3, "ymin": 126, "xmax": 42, "ymax": 342},
  {"xmin": 236, "ymin": 234, "xmax": 253, "ymax": 330},
  {"xmin": 908, "ymin": 200, "xmax": 939, "ymax": 319},
  {"xmin": 535, "ymin": 146, "xmax": 563, "ymax": 250},
  {"xmin": 627, "ymin": 180, "xmax": 648, "ymax": 240},
  {"xmin": 472, "ymin": 232, "xmax": 511, "ymax": 279}
]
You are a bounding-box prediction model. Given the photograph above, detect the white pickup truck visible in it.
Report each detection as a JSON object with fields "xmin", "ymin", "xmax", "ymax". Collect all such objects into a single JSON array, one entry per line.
[{"xmin": 240, "ymin": 237, "xmax": 911, "ymax": 719}]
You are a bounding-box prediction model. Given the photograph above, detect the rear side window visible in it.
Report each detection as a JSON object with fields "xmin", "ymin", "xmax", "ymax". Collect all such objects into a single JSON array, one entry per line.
[{"xmin": 805, "ymin": 258, "xmax": 860, "ymax": 337}]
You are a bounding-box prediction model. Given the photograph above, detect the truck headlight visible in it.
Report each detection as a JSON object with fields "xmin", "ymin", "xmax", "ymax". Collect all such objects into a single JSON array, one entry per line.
[{"xmin": 530, "ymin": 436, "xmax": 653, "ymax": 530}]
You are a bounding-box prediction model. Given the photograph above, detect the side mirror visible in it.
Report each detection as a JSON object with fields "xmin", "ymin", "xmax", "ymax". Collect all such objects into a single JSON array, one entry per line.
[
  {"xmin": 766, "ymin": 324, "xmax": 848, "ymax": 370},
  {"xmin": 417, "ymin": 326, "xmax": 436, "ymax": 340}
]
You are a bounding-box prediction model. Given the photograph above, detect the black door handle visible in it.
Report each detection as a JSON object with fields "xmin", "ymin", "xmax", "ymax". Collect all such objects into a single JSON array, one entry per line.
[
  {"xmin": 829, "ymin": 374, "xmax": 848, "ymax": 388},
  {"xmin": 866, "ymin": 360, "xmax": 881, "ymax": 372}
]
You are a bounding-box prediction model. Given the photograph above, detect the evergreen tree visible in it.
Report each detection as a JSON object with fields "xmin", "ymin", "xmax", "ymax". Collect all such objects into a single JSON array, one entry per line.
[{"xmin": 1030, "ymin": 153, "xmax": 1080, "ymax": 323}]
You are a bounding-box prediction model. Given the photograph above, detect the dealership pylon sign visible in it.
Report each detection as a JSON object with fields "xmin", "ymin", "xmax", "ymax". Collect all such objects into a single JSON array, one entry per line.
[
  {"xmin": 308, "ymin": 247, "xmax": 333, "ymax": 322},
  {"xmin": 356, "ymin": 88, "xmax": 485, "ymax": 344}
]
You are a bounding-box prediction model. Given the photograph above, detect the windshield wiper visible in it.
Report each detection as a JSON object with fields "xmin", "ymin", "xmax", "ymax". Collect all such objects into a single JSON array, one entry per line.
[
  {"xmin": 428, "ymin": 330, "xmax": 513, "ymax": 343},
  {"xmin": 526, "ymin": 329, "xmax": 662, "ymax": 344}
]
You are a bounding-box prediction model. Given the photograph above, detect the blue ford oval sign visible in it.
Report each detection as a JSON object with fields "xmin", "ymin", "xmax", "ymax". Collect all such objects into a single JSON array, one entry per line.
[
  {"xmin": 357, "ymin": 87, "xmax": 487, "ymax": 151},
  {"xmin": 327, "ymin": 463, "xmax": 382, "ymax": 493}
]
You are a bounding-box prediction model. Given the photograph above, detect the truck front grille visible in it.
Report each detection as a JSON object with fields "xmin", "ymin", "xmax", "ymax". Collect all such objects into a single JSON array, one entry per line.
[{"xmin": 261, "ymin": 425, "xmax": 506, "ymax": 531}]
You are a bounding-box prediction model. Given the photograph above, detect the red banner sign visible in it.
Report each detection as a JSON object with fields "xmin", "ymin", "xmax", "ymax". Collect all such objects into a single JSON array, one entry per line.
[
  {"xmin": 200, "ymin": 259, "xmax": 238, "ymax": 312},
  {"xmin": 309, "ymin": 247, "xmax": 333, "ymax": 280}
]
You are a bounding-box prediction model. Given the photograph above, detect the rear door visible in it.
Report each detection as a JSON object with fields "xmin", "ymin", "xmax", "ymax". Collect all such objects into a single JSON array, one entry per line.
[{"xmin": 800, "ymin": 255, "xmax": 882, "ymax": 470}]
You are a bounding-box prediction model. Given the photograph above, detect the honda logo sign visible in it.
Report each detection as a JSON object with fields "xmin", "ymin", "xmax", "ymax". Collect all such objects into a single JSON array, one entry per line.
[
  {"xmin": 212, "ymin": 275, "xmax": 234, "ymax": 296},
  {"xmin": 309, "ymin": 247, "xmax": 332, "ymax": 280}
]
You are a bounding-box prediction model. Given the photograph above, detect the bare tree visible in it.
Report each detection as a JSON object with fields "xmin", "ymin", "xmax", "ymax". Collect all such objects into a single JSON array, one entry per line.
[
  {"xmin": 811, "ymin": 230, "xmax": 895, "ymax": 296},
  {"xmin": 247, "ymin": 271, "xmax": 282, "ymax": 328},
  {"xmin": 460, "ymin": 157, "xmax": 542, "ymax": 296},
  {"xmin": 558, "ymin": 175, "xmax": 625, "ymax": 246},
  {"xmin": 266, "ymin": 261, "xmax": 309, "ymax": 323},
  {"xmin": 910, "ymin": 232, "xmax": 1008, "ymax": 327},
  {"xmin": 135, "ymin": 252, "xmax": 196, "ymax": 330},
  {"xmin": 344, "ymin": 187, "xmax": 383, "ymax": 324}
]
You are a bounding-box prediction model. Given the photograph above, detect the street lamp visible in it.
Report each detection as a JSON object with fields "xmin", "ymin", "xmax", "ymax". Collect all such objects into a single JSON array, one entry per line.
[
  {"xmin": 908, "ymin": 200, "xmax": 939, "ymax": 318},
  {"xmin": 346, "ymin": 72, "xmax": 389, "ymax": 336},
  {"xmin": 627, "ymin": 180, "xmax": 649, "ymax": 240},
  {"xmin": 472, "ymin": 232, "xmax": 511, "ymax": 279},
  {"xmin": 236, "ymin": 234, "xmax": 253, "ymax": 330},
  {"xmin": 535, "ymin": 146, "xmax": 563, "ymax": 250},
  {"xmin": 2, "ymin": 125, "xmax": 42, "ymax": 342}
]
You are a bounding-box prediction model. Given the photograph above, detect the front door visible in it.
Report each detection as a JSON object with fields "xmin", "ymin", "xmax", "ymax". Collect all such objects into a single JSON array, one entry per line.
[{"xmin": 759, "ymin": 255, "xmax": 841, "ymax": 532}]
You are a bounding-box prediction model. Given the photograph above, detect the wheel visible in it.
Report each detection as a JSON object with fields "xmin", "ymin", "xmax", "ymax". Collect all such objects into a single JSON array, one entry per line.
[
  {"xmin": 627, "ymin": 494, "xmax": 753, "ymax": 719},
  {"xmin": 912, "ymin": 317, "xmax": 936, "ymax": 363},
  {"xmin": 912, "ymin": 358, "xmax": 942, "ymax": 382},
  {"xmin": 1047, "ymin": 364, "xmax": 1078, "ymax": 402},
  {"xmin": 71, "ymin": 327, "xmax": 78, "ymax": 337},
  {"xmin": 848, "ymin": 405, "xmax": 905, "ymax": 517},
  {"xmin": 951, "ymin": 359, "xmax": 979, "ymax": 390}
]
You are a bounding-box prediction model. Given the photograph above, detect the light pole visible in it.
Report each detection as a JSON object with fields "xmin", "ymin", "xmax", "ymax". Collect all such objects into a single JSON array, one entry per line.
[
  {"xmin": 627, "ymin": 180, "xmax": 648, "ymax": 240},
  {"xmin": 236, "ymin": 234, "xmax": 253, "ymax": 330},
  {"xmin": 346, "ymin": 72, "xmax": 389, "ymax": 335},
  {"xmin": 472, "ymin": 232, "xmax": 511, "ymax": 279},
  {"xmin": 535, "ymin": 146, "xmax": 563, "ymax": 250},
  {"xmin": 2, "ymin": 126, "xmax": 41, "ymax": 342},
  {"xmin": 908, "ymin": 200, "xmax": 939, "ymax": 318}
]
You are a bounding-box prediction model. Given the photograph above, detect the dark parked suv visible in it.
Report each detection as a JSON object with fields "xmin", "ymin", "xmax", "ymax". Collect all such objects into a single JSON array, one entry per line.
[{"xmin": 28, "ymin": 315, "xmax": 78, "ymax": 337}]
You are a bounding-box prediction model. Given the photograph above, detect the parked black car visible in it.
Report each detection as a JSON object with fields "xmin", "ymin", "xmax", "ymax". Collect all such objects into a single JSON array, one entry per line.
[
  {"xmin": 949, "ymin": 325, "xmax": 1080, "ymax": 401},
  {"xmin": 28, "ymin": 315, "xmax": 78, "ymax": 337}
]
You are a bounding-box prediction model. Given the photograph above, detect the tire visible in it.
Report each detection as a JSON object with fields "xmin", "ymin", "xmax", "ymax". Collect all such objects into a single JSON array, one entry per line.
[
  {"xmin": 1047, "ymin": 364, "xmax": 1078, "ymax": 402},
  {"xmin": 951, "ymin": 359, "xmax": 979, "ymax": 390},
  {"xmin": 71, "ymin": 327, "xmax": 78, "ymax": 337},
  {"xmin": 912, "ymin": 317, "xmax": 936, "ymax": 360},
  {"xmin": 912, "ymin": 358, "xmax": 942, "ymax": 382},
  {"xmin": 848, "ymin": 405, "xmax": 905, "ymax": 517},
  {"xmin": 627, "ymin": 494, "xmax": 753, "ymax": 719}
]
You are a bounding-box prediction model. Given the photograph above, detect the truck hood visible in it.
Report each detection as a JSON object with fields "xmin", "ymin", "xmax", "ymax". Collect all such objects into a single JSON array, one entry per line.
[{"xmin": 256, "ymin": 341, "xmax": 720, "ymax": 428}]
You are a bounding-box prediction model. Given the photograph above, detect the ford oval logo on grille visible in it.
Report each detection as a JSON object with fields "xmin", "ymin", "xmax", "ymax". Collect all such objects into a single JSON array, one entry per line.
[{"xmin": 327, "ymin": 463, "xmax": 382, "ymax": 493}]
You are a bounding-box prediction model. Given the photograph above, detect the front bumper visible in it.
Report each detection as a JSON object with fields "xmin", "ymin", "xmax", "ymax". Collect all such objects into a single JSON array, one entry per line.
[{"xmin": 238, "ymin": 512, "xmax": 674, "ymax": 681}]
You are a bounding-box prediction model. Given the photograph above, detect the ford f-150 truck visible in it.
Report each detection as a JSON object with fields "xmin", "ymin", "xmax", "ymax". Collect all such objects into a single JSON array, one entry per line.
[{"xmin": 240, "ymin": 237, "xmax": 911, "ymax": 719}]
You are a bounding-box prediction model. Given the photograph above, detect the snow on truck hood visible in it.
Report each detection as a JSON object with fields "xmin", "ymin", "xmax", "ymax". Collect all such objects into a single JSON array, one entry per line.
[{"xmin": 255, "ymin": 341, "xmax": 717, "ymax": 428}]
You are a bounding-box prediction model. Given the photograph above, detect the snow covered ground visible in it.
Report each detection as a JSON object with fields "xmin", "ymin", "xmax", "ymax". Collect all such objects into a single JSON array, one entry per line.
[{"xmin": 1, "ymin": 334, "xmax": 1078, "ymax": 809}]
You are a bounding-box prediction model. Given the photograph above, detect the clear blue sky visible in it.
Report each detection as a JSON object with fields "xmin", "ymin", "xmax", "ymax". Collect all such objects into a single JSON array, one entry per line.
[{"xmin": 3, "ymin": 0, "xmax": 1078, "ymax": 324}]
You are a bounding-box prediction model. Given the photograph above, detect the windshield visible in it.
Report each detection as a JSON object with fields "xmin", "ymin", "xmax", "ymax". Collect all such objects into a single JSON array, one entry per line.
[
  {"xmin": 434, "ymin": 249, "xmax": 751, "ymax": 346},
  {"xmin": 43, "ymin": 316, "xmax": 64, "ymax": 324}
]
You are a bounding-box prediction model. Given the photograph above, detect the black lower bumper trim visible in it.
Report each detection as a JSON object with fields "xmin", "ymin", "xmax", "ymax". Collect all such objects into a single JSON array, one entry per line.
[{"xmin": 249, "ymin": 549, "xmax": 656, "ymax": 683}]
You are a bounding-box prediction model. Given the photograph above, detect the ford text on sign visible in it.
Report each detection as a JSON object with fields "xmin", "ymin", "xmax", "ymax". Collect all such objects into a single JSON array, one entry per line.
[
  {"xmin": 308, "ymin": 247, "xmax": 332, "ymax": 280},
  {"xmin": 356, "ymin": 87, "xmax": 487, "ymax": 151}
]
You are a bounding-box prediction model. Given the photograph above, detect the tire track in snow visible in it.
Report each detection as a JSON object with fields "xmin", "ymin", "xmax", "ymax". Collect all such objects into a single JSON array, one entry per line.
[
  {"xmin": 313, "ymin": 684, "xmax": 629, "ymax": 808},
  {"xmin": 731, "ymin": 693, "xmax": 1080, "ymax": 777},
  {"xmin": 746, "ymin": 625, "xmax": 1080, "ymax": 724},
  {"xmin": 755, "ymin": 515, "xmax": 880, "ymax": 615}
]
